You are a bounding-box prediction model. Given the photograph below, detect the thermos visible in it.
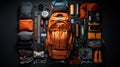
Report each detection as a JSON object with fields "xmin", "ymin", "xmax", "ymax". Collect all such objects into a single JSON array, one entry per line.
[
  {"xmin": 70, "ymin": 4, "xmax": 74, "ymax": 15},
  {"xmin": 76, "ymin": 3, "xmax": 79, "ymax": 16}
]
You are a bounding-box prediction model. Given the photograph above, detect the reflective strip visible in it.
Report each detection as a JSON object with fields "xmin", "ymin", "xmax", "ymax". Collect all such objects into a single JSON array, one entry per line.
[{"xmin": 41, "ymin": 33, "xmax": 46, "ymax": 37}]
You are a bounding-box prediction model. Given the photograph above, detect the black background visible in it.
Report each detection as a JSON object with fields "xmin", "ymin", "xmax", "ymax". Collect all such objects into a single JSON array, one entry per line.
[{"xmin": 0, "ymin": 0, "xmax": 120, "ymax": 67}]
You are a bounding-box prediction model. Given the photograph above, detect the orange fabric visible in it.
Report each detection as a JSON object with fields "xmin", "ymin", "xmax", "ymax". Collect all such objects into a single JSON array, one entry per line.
[
  {"xmin": 87, "ymin": 3, "xmax": 100, "ymax": 12},
  {"xmin": 80, "ymin": 8, "xmax": 87, "ymax": 18},
  {"xmin": 46, "ymin": 12, "xmax": 73, "ymax": 59},
  {"xmin": 94, "ymin": 50, "xmax": 99, "ymax": 63},
  {"xmin": 52, "ymin": 12, "xmax": 68, "ymax": 17},
  {"xmin": 80, "ymin": 3, "xmax": 100, "ymax": 19},
  {"xmin": 49, "ymin": 31, "xmax": 67, "ymax": 50},
  {"xmin": 88, "ymin": 32, "xmax": 95, "ymax": 39},
  {"xmin": 80, "ymin": 3, "xmax": 87, "ymax": 18},
  {"xmin": 48, "ymin": 12, "xmax": 70, "ymax": 30},
  {"xmin": 51, "ymin": 50, "xmax": 67, "ymax": 59},
  {"xmin": 98, "ymin": 50, "xmax": 102, "ymax": 63},
  {"xmin": 19, "ymin": 19, "xmax": 33, "ymax": 31},
  {"xmin": 88, "ymin": 32, "xmax": 101, "ymax": 39},
  {"xmin": 50, "ymin": 17, "xmax": 69, "ymax": 21},
  {"xmin": 96, "ymin": 33, "xmax": 102, "ymax": 39},
  {"xmin": 94, "ymin": 50, "xmax": 102, "ymax": 63}
]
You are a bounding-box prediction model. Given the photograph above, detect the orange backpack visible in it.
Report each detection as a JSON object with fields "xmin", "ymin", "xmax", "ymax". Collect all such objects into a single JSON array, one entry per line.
[{"xmin": 45, "ymin": 12, "xmax": 73, "ymax": 59}]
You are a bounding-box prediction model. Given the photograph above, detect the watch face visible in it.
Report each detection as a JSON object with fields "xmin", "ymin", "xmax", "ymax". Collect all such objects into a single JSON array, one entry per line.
[{"xmin": 41, "ymin": 11, "xmax": 49, "ymax": 18}]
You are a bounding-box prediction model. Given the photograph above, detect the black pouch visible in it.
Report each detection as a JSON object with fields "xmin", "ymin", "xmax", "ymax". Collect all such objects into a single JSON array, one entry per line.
[
  {"xmin": 19, "ymin": 56, "xmax": 33, "ymax": 64},
  {"xmin": 88, "ymin": 40, "xmax": 102, "ymax": 48},
  {"xmin": 52, "ymin": 6, "xmax": 68, "ymax": 12},
  {"xmin": 19, "ymin": 1, "xmax": 33, "ymax": 18},
  {"xmin": 17, "ymin": 31, "xmax": 33, "ymax": 41},
  {"xmin": 18, "ymin": 40, "xmax": 33, "ymax": 46},
  {"xmin": 18, "ymin": 49, "xmax": 33, "ymax": 56},
  {"xmin": 79, "ymin": 48, "xmax": 92, "ymax": 60}
]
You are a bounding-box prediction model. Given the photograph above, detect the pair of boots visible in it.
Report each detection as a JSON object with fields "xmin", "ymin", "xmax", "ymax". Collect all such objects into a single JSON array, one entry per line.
[{"xmin": 94, "ymin": 50, "xmax": 102, "ymax": 63}]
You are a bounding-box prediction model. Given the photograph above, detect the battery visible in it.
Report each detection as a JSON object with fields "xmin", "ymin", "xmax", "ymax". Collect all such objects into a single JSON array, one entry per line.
[{"xmin": 41, "ymin": 11, "xmax": 49, "ymax": 18}]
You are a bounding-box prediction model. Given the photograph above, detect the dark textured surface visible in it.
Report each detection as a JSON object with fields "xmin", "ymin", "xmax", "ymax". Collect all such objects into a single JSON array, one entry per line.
[{"xmin": 0, "ymin": 0, "xmax": 119, "ymax": 67}]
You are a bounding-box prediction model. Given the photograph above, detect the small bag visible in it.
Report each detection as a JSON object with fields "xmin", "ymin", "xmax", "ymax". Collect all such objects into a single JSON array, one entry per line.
[
  {"xmin": 88, "ymin": 40, "xmax": 102, "ymax": 48},
  {"xmin": 19, "ymin": 49, "xmax": 33, "ymax": 56},
  {"xmin": 79, "ymin": 48, "xmax": 92, "ymax": 59},
  {"xmin": 88, "ymin": 32, "xmax": 101, "ymax": 39},
  {"xmin": 96, "ymin": 33, "xmax": 102, "ymax": 39},
  {"xmin": 17, "ymin": 31, "xmax": 33, "ymax": 41},
  {"xmin": 20, "ymin": 1, "xmax": 33, "ymax": 18},
  {"xmin": 18, "ymin": 40, "xmax": 33, "ymax": 46},
  {"xmin": 88, "ymin": 32, "xmax": 95, "ymax": 39},
  {"xmin": 52, "ymin": 6, "xmax": 68, "ymax": 12},
  {"xmin": 51, "ymin": 0, "xmax": 68, "ymax": 12},
  {"xmin": 19, "ymin": 19, "xmax": 33, "ymax": 31}
]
